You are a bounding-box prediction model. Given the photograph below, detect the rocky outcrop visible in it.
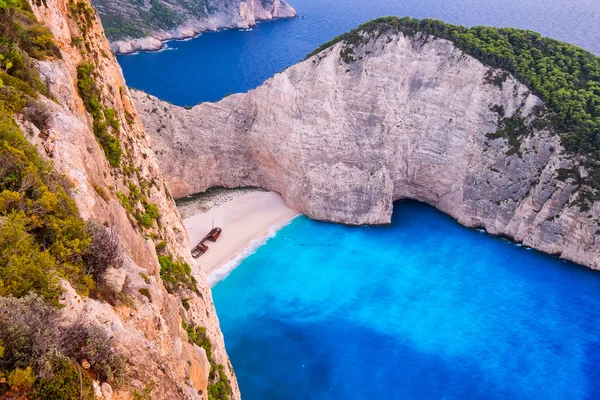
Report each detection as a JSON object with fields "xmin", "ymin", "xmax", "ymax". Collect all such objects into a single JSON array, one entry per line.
[
  {"xmin": 93, "ymin": 0, "xmax": 296, "ymax": 54},
  {"xmin": 134, "ymin": 32, "xmax": 600, "ymax": 270},
  {"xmin": 27, "ymin": 0, "xmax": 239, "ymax": 398}
]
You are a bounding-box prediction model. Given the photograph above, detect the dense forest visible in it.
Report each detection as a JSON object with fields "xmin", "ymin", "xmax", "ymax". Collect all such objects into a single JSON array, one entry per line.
[{"xmin": 309, "ymin": 17, "xmax": 600, "ymax": 208}]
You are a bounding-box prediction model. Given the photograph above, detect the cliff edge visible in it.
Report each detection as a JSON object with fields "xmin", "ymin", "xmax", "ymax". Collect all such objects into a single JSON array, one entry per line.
[
  {"xmin": 134, "ymin": 17, "xmax": 600, "ymax": 270},
  {"xmin": 0, "ymin": 0, "xmax": 239, "ymax": 398}
]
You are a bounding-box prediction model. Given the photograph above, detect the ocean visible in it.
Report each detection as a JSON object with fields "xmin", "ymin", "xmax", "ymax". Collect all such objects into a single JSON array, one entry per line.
[
  {"xmin": 212, "ymin": 201, "xmax": 600, "ymax": 399},
  {"xmin": 117, "ymin": 1, "xmax": 600, "ymax": 397},
  {"xmin": 118, "ymin": 0, "xmax": 600, "ymax": 105}
]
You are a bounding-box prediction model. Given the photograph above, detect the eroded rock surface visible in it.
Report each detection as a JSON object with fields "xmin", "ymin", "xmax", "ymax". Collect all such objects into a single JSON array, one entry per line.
[
  {"xmin": 27, "ymin": 0, "xmax": 239, "ymax": 397},
  {"xmin": 134, "ymin": 32, "xmax": 599, "ymax": 270}
]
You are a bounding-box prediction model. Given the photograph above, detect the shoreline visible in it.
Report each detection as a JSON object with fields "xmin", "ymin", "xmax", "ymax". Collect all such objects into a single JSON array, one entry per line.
[
  {"xmin": 179, "ymin": 189, "xmax": 300, "ymax": 286},
  {"xmin": 111, "ymin": 16, "xmax": 298, "ymax": 55}
]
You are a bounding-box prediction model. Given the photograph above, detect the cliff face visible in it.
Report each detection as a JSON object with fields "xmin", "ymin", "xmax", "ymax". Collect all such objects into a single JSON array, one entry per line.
[
  {"xmin": 26, "ymin": 0, "xmax": 239, "ymax": 397},
  {"xmin": 93, "ymin": 0, "xmax": 296, "ymax": 54},
  {"xmin": 134, "ymin": 32, "xmax": 600, "ymax": 270}
]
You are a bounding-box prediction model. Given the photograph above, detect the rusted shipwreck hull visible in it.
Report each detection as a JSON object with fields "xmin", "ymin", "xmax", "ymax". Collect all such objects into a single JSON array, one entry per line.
[{"xmin": 191, "ymin": 227, "xmax": 222, "ymax": 258}]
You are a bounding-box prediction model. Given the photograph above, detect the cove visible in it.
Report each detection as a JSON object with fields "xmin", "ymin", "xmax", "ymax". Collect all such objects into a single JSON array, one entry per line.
[
  {"xmin": 212, "ymin": 201, "xmax": 600, "ymax": 399},
  {"xmin": 118, "ymin": 0, "xmax": 600, "ymax": 106}
]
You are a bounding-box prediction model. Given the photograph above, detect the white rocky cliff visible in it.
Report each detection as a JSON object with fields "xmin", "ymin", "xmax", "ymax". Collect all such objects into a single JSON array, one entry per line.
[
  {"xmin": 133, "ymin": 32, "xmax": 600, "ymax": 270},
  {"xmin": 26, "ymin": 0, "xmax": 239, "ymax": 397}
]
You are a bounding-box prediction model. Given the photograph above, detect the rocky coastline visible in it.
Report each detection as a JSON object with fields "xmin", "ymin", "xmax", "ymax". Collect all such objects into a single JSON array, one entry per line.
[
  {"xmin": 107, "ymin": 1, "xmax": 296, "ymax": 54},
  {"xmin": 134, "ymin": 30, "xmax": 599, "ymax": 271}
]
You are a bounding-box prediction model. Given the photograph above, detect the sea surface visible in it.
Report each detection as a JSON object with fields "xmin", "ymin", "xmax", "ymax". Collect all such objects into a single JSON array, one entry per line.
[
  {"xmin": 117, "ymin": 0, "xmax": 600, "ymax": 105},
  {"xmin": 117, "ymin": 1, "xmax": 600, "ymax": 398},
  {"xmin": 213, "ymin": 201, "xmax": 600, "ymax": 399}
]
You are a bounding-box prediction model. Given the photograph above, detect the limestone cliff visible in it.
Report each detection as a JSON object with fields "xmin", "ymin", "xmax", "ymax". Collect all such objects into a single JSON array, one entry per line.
[
  {"xmin": 133, "ymin": 27, "xmax": 600, "ymax": 270},
  {"xmin": 93, "ymin": 0, "xmax": 296, "ymax": 54},
  {"xmin": 20, "ymin": 0, "xmax": 239, "ymax": 397}
]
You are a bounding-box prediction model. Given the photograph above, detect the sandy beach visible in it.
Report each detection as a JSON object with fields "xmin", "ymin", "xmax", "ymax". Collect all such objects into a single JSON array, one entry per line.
[{"xmin": 179, "ymin": 189, "xmax": 299, "ymax": 285}]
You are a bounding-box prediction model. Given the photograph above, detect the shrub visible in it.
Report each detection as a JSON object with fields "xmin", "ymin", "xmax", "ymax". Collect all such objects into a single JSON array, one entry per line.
[
  {"xmin": 183, "ymin": 322, "xmax": 211, "ymax": 359},
  {"xmin": 182, "ymin": 320, "xmax": 231, "ymax": 400},
  {"xmin": 93, "ymin": 183, "xmax": 110, "ymax": 201},
  {"xmin": 59, "ymin": 317, "xmax": 125, "ymax": 384},
  {"xmin": 139, "ymin": 272, "xmax": 150, "ymax": 284},
  {"xmin": 0, "ymin": 211, "xmax": 62, "ymax": 302},
  {"xmin": 0, "ymin": 294, "xmax": 61, "ymax": 374},
  {"xmin": 34, "ymin": 357, "xmax": 95, "ymax": 400},
  {"xmin": 138, "ymin": 287, "xmax": 151, "ymax": 302},
  {"xmin": 0, "ymin": 295, "xmax": 126, "ymax": 395},
  {"xmin": 154, "ymin": 240, "xmax": 167, "ymax": 254},
  {"xmin": 83, "ymin": 221, "xmax": 122, "ymax": 283},
  {"xmin": 158, "ymin": 254, "xmax": 198, "ymax": 294},
  {"xmin": 21, "ymin": 98, "xmax": 52, "ymax": 133},
  {"xmin": 181, "ymin": 298, "xmax": 190, "ymax": 310},
  {"xmin": 76, "ymin": 63, "xmax": 121, "ymax": 167},
  {"xmin": 0, "ymin": 103, "xmax": 93, "ymax": 301}
]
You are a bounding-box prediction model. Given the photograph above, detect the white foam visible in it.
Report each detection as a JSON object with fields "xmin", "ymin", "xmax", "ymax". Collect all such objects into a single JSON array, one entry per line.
[{"xmin": 207, "ymin": 215, "xmax": 299, "ymax": 287}]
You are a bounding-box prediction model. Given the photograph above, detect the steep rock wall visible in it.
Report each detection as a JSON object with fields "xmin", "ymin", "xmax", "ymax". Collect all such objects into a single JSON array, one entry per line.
[
  {"xmin": 28, "ymin": 0, "xmax": 239, "ymax": 397},
  {"xmin": 134, "ymin": 32, "xmax": 600, "ymax": 270}
]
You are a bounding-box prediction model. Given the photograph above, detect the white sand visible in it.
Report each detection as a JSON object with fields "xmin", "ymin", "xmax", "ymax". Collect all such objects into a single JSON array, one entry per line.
[{"xmin": 181, "ymin": 190, "xmax": 299, "ymax": 285}]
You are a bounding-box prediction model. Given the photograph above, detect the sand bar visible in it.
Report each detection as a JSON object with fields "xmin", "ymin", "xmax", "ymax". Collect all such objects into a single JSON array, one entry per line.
[{"xmin": 180, "ymin": 189, "xmax": 299, "ymax": 286}]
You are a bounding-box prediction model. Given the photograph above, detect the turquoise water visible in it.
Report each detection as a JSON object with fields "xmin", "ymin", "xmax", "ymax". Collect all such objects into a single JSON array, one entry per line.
[
  {"xmin": 213, "ymin": 201, "xmax": 600, "ymax": 399},
  {"xmin": 118, "ymin": 0, "xmax": 600, "ymax": 105}
]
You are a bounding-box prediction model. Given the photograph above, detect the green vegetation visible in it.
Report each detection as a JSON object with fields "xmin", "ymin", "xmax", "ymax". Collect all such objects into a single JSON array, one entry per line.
[
  {"xmin": 147, "ymin": 0, "xmax": 181, "ymax": 30},
  {"xmin": 116, "ymin": 182, "xmax": 160, "ymax": 230},
  {"xmin": 138, "ymin": 287, "xmax": 152, "ymax": 302},
  {"xmin": 0, "ymin": 0, "xmax": 103, "ymax": 304},
  {"xmin": 308, "ymin": 16, "xmax": 600, "ymax": 208},
  {"xmin": 95, "ymin": 0, "xmax": 209, "ymax": 41},
  {"xmin": 0, "ymin": 5, "xmax": 127, "ymax": 397},
  {"xmin": 77, "ymin": 62, "xmax": 122, "ymax": 167},
  {"xmin": 182, "ymin": 320, "xmax": 231, "ymax": 400},
  {"xmin": 181, "ymin": 297, "xmax": 190, "ymax": 310},
  {"xmin": 103, "ymin": 15, "xmax": 148, "ymax": 42},
  {"xmin": 485, "ymin": 104, "xmax": 532, "ymax": 157},
  {"xmin": 0, "ymin": 295, "xmax": 123, "ymax": 399},
  {"xmin": 132, "ymin": 383, "xmax": 154, "ymax": 400},
  {"xmin": 158, "ymin": 254, "xmax": 198, "ymax": 294}
]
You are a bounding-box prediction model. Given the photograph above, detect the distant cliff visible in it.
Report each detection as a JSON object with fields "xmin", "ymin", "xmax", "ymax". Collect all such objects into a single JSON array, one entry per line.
[
  {"xmin": 93, "ymin": 0, "xmax": 296, "ymax": 54},
  {"xmin": 134, "ymin": 17, "xmax": 600, "ymax": 270}
]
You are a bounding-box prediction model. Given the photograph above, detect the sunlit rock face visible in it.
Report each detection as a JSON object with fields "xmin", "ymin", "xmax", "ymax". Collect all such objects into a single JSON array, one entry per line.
[
  {"xmin": 135, "ymin": 31, "xmax": 599, "ymax": 270},
  {"xmin": 27, "ymin": 0, "xmax": 240, "ymax": 397}
]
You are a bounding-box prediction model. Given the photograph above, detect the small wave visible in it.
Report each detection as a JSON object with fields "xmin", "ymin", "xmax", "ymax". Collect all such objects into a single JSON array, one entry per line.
[
  {"xmin": 207, "ymin": 215, "xmax": 299, "ymax": 286},
  {"xmin": 240, "ymin": 28, "xmax": 253, "ymax": 32}
]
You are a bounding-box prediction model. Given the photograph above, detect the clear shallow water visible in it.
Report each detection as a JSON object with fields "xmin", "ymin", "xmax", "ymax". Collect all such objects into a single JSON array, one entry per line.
[
  {"xmin": 213, "ymin": 201, "xmax": 600, "ymax": 399},
  {"xmin": 118, "ymin": 0, "xmax": 600, "ymax": 105}
]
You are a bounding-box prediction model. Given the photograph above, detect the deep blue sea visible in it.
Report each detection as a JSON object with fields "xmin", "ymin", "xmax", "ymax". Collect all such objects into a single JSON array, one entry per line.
[
  {"xmin": 213, "ymin": 201, "xmax": 600, "ymax": 399},
  {"xmin": 116, "ymin": 1, "xmax": 600, "ymax": 398},
  {"xmin": 118, "ymin": 0, "xmax": 600, "ymax": 105}
]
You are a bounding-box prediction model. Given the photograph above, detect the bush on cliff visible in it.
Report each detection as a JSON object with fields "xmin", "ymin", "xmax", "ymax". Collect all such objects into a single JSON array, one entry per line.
[{"xmin": 0, "ymin": 295, "xmax": 123, "ymax": 399}]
